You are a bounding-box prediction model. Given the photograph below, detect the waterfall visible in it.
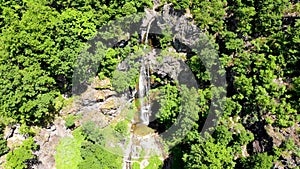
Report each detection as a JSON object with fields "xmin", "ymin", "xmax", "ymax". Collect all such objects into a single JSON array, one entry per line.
[
  {"xmin": 138, "ymin": 59, "xmax": 150, "ymax": 125},
  {"xmin": 138, "ymin": 16, "xmax": 154, "ymax": 125},
  {"xmin": 122, "ymin": 12, "xmax": 155, "ymax": 169}
]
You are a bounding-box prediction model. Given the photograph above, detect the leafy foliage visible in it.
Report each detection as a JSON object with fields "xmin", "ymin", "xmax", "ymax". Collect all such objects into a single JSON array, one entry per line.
[
  {"xmin": 144, "ymin": 156, "xmax": 163, "ymax": 169},
  {"xmin": 239, "ymin": 153, "xmax": 274, "ymax": 169},
  {"xmin": 0, "ymin": 0, "xmax": 152, "ymax": 125},
  {"xmin": 55, "ymin": 128, "xmax": 85, "ymax": 169},
  {"xmin": 183, "ymin": 133, "xmax": 235, "ymax": 169},
  {"xmin": 65, "ymin": 114, "xmax": 76, "ymax": 129},
  {"xmin": 5, "ymin": 137, "xmax": 38, "ymax": 169},
  {"xmin": 78, "ymin": 142, "xmax": 122, "ymax": 169},
  {"xmin": 0, "ymin": 124, "xmax": 9, "ymax": 156},
  {"xmin": 1, "ymin": 0, "xmax": 300, "ymax": 168},
  {"xmin": 114, "ymin": 120, "xmax": 129, "ymax": 136},
  {"xmin": 81, "ymin": 121, "xmax": 103, "ymax": 144},
  {"xmin": 155, "ymin": 84, "xmax": 181, "ymax": 129}
]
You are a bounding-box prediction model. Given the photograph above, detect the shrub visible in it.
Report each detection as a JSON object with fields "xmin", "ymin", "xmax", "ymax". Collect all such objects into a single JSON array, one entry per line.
[
  {"xmin": 114, "ymin": 120, "xmax": 128, "ymax": 136},
  {"xmin": 5, "ymin": 137, "xmax": 38, "ymax": 169},
  {"xmin": 65, "ymin": 115, "xmax": 76, "ymax": 129}
]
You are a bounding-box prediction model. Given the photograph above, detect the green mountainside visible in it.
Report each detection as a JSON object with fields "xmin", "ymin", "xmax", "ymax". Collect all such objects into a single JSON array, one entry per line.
[{"xmin": 0, "ymin": 0, "xmax": 300, "ymax": 168}]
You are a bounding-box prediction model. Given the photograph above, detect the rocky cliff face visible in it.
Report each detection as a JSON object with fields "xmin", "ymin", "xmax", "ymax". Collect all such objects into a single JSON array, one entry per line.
[
  {"xmin": 31, "ymin": 77, "xmax": 128, "ymax": 169},
  {"xmin": 34, "ymin": 118, "xmax": 72, "ymax": 169}
]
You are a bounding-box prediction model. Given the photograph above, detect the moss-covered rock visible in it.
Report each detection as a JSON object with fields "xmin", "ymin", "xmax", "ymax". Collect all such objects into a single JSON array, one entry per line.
[
  {"xmin": 99, "ymin": 98, "xmax": 121, "ymax": 117},
  {"xmin": 95, "ymin": 90, "xmax": 116, "ymax": 102},
  {"xmin": 91, "ymin": 77, "xmax": 112, "ymax": 90},
  {"xmin": 265, "ymin": 125, "xmax": 285, "ymax": 147},
  {"xmin": 132, "ymin": 124, "xmax": 154, "ymax": 136}
]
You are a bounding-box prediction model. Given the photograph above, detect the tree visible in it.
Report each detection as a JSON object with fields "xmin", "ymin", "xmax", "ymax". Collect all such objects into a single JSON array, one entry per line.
[
  {"xmin": 55, "ymin": 128, "xmax": 85, "ymax": 169},
  {"xmin": 81, "ymin": 121, "xmax": 103, "ymax": 144},
  {"xmin": 78, "ymin": 141, "xmax": 122, "ymax": 169},
  {"xmin": 239, "ymin": 153, "xmax": 274, "ymax": 169},
  {"xmin": 5, "ymin": 137, "xmax": 38, "ymax": 169},
  {"xmin": 0, "ymin": 123, "xmax": 9, "ymax": 156},
  {"xmin": 191, "ymin": 0, "xmax": 227, "ymax": 33},
  {"xmin": 183, "ymin": 133, "xmax": 235, "ymax": 169},
  {"xmin": 155, "ymin": 84, "xmax": 181, "ymax": 129},
  {"xmin": 0, "ymin": 63, "xmax": 57, "ymax": 124},
  {"xmin": 0, "ymin": 0, "xmax": 154, "ymax": 125}
]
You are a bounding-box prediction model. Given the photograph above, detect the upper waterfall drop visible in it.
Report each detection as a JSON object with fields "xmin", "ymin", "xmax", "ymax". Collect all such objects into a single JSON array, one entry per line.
[{"xmin": 138, "ymin": 15, "xmax": 154, "ymax": 125}]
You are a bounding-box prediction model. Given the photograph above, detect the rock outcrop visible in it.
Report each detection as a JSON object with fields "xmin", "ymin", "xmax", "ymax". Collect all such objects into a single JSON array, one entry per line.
[
  {"xmin": 33, "ymin": 118, "xmax": 72, "ymax": 169},
  {"xmin": 5, "ymin": 124, "xmax": 25, "ymax": 150}
]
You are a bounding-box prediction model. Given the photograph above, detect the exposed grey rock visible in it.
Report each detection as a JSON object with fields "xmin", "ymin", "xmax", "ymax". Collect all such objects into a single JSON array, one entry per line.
[
  {"xmin": 146, "ymin": 49, "xmax": 197, "ymax": 89},
  {"xmin": 46, "ymin": 125, "xmax": 56, "ymax": 132},
  {"xmin": 99, "ymin": 98, "xmax": 120, "ymax": 116},
  {"xmin": 3, "ymin": 125, "xmax": 16, "ymax": 140},
  {"xmin": 252, "ymin": 140, "xmax": 263, "ymax": 153},
  {"xmin": 91, "ymin": 77, "xmax": 112, "ymax": 90},
  {"xmin": 80, "ymin": 110, "xmax": 110, "ymax": 128},
  {"xmin": 265, "ymin": 125, "xmax": 285, "ymax": 147},
  {"xmin": 33, "ymin": 118, "xmax": 72, "ymax": 169},
  {"xmin": 6, "ymin": 124, "xmax": 25, "ymax": 150},
  {"xmin": 95, "ymin": 90, "xmax": 117, "ymax": 102},
  {"xmin": 156, "ymin": 4, "xmax": 201, "ymax": 48}
]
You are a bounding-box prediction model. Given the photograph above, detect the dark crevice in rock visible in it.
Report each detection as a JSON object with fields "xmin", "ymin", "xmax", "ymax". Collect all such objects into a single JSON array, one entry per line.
[{"xmin": 246, "ymin": 121, "xmax": 274, "ymax": 155}]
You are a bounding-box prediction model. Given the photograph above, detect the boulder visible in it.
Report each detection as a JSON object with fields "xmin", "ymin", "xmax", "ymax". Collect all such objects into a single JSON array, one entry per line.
[
  {"xmin": 80, "ymin": 110, "xmax": 109, "ymax": 128},
  {"xmin": 252, "ymin": 140, "xmax": 262, "ymax": 153},
  {"xmin": 3, "ymin": 125, "xmax": 15, "ymax": 140},
  {"xmin": 95, "ymin": 90, "xmax": 116, "ymax": 102},
  {"xmin": 95, "ymin": 90, "xmax": 106, "ymax": 102},
  {"xmin": 265, "ymin": 125, "xmax": 285, "ymax": 147},
  {"xmin": 91, "ymin": 77, "xmax": 112, "ymax": 90},
  {"xmin": 99, "ymin": 98, "xmax": 120, "ymax": 116},
  {"xmin": 79, "ymin": 87, "xmax": 99, "ymax": 106},
  {"xmin": 35, "ymin": 129, "xmax": 50, "ymax": 146},
  {"xmin": 6, "ymin": 125, "xmax": 25, "ymax": 150}
]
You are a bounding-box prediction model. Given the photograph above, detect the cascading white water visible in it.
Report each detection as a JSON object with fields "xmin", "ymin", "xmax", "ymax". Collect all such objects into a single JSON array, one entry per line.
[
  {"xmin": 138, "ymin": 58, "xmax": 151, "ymax": 125},
  {"xmin": 122, "ymin": 13, "xmax": 155, "ymax": 169},
  {"xmin": 138, "ymin": 16, "xmax": 154, "ymax": 125}
]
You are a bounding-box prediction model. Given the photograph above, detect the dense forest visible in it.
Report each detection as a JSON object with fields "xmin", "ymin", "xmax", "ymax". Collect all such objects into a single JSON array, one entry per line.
[{"xmin": 0, "ymin": 0, "xmax": 300, "ymax": 169}]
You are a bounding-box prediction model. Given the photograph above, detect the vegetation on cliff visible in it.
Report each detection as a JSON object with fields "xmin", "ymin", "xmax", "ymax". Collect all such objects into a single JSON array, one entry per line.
[{"xmin": 0, "ymin": 0, "xmax": 300, "ymax": 168}]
